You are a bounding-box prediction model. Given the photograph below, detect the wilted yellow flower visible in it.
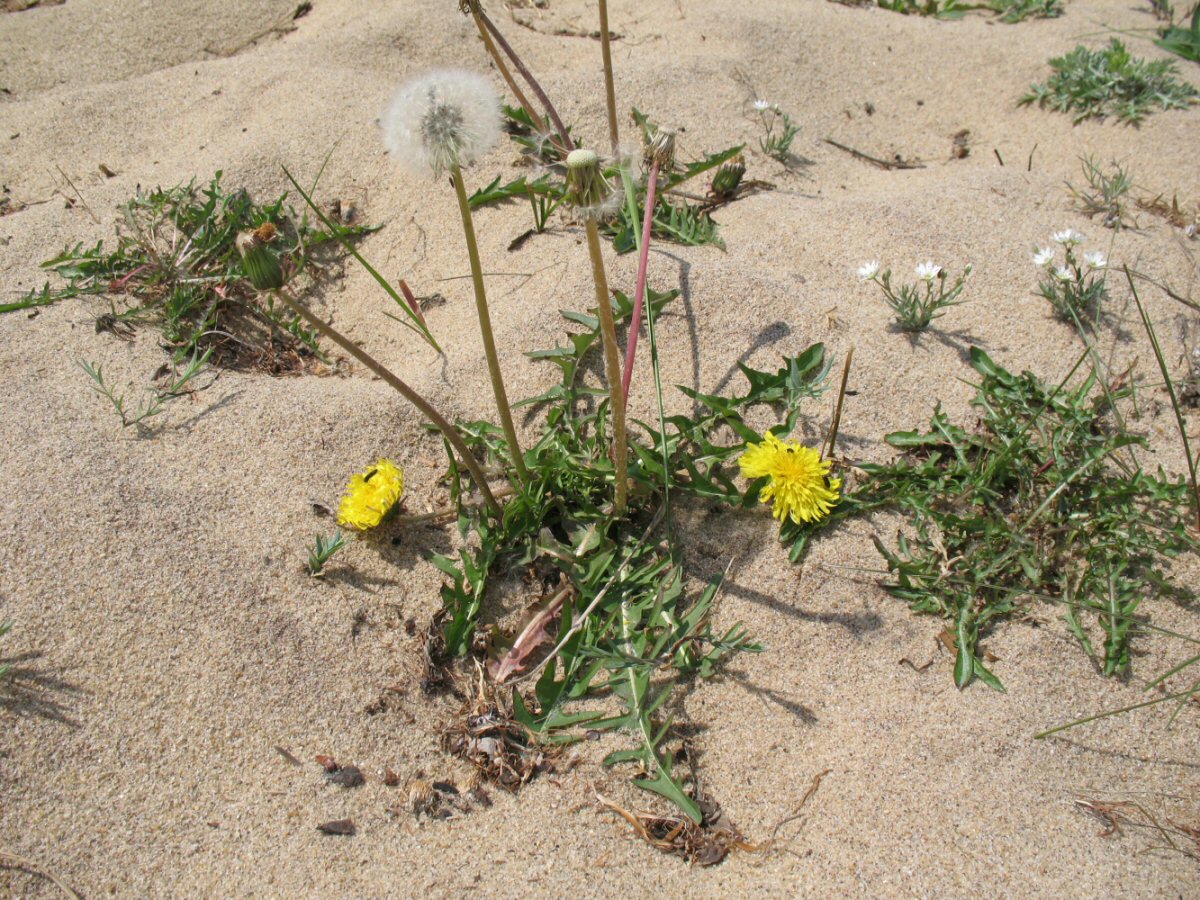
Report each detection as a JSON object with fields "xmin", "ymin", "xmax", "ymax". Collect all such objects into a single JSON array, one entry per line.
[
  {"xmin": 739, "ymin": 432, "xmax": 841, "ymax": 524},
  {"xmin": 337, "ymin": 459, "xmax": 404, "ymax": 531}
]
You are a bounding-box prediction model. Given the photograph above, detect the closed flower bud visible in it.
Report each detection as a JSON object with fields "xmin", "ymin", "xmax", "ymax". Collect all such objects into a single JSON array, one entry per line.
[{"xmin": 236, "ymin": 230, "xmax": 284, "ymax": 291}]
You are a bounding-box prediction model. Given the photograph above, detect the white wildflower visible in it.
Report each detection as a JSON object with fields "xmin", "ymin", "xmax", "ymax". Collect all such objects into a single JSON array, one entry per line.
[
  {"xmin": 1053, "ymin": 265, "xmax": 1073, "ymax": 282},
  {"xmin": 1083, "ymin": 250, "xmax": 1107, "ymax": 270},
  {"xmin": 914, "ymin": 261, "xmax": 942, "ymax": 282},
  {"xmin": 857, "ymin": 260, "xmax": 880, "ymax": 282},
  {"xmin": 753, "ymin": 99, "xmax": 772, "ymax": 112},
  {"xmin": 382, "ymin": 69, "xmax": 501, "ymax": 177},
  {"xmin": 1032, "ymin": 247, "xmax": 1054, "ymax": 267},
  {"xmin": 1051, "ymin": 228, "xmax": 1085, "ymax": 247}
]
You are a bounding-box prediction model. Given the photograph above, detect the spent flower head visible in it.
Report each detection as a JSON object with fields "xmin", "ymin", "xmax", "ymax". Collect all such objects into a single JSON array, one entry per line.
[
  {"xmin": 1032, "ymin": 246, "xmax": 1055, "ymax": 267},
  {"xmin": 382, "ymin": 69, "xmax": 501, "ymax": 177},
  {"xmin": 739, "ymin": 432, "xmax": 841, "ymax": 525},
  {"xmin": 1051, "ymin": 228, "xmax": 1085, "ymax": 247},
  {"xmin": 644, "ymin": 129, "xmax": 677, "ymax": 171},
  {"xmin": 565, "ymin": 148, "xmax": 622, "ymax": 221},
  {"xmin": 338, "ymin": 459, "xmax": 405, "ymax": 531}
]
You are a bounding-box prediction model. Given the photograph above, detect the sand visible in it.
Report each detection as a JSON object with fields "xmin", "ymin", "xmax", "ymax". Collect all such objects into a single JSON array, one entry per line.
[{"xmin": 1, "ymin": 0, "xmax": 1198, "ymax": 895}]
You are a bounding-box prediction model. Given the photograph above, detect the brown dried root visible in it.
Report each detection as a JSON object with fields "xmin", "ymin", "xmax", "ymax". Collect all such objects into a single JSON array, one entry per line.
[
  {"xmin": 1075, "ymin": 799, "xmax": 1200, "ymax": 860},
  {"xmin": 441, "ymin": 670, "xmax": 560, "ymax": 791},
  {"xmin": 0, "ymin": 850, "xmax": 81, "ymax": 899},
  {"xmin": 595, "ymin": 790, "xmax": 762, "ymax": 867}
]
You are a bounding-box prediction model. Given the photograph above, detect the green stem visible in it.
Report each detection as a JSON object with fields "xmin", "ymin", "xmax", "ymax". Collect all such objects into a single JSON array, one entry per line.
[
  {"xmin": 450, "ymin": 164, "xmax": 529, "ymax": 485},
  {"xmin": 584, "ymin": 219, "xmax": 628, "ymax": 514},
  {"xmin": 598, "ymin": 0, "xmax": 619, "ymax": 155},
  {"xmin": 272, "ymin": 290, "xmax": 500, "ymax": 517}
]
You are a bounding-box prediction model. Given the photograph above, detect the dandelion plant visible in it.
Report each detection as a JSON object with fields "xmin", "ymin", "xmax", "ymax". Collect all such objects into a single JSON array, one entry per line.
[{"xmin": 383, "ymin": 69, "xmax": 529, "ymax": 484}]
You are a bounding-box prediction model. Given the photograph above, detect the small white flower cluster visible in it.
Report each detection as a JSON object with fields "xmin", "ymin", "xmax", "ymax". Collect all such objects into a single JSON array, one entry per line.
[
  {"xmin": 1032, "ymin": 229, "xmax": 1110, "ymax": 324},
  {"xmin": 858, "ymin": 260, "xmax": 971, "ymax": 284},
  {"xmin": 855, "ymin": 259, "xmax": 973, "ymax": 331},
  {"xmin": 1031, "ymin": 230, "xmax": 1106, "ymax": 273},
  {"xmin": 753, "ymin": 98, "xmax": 781, "ymax": 113},
  {"xmin": 914, "ymin": 261, "xmax": 943, "ymax": 283}
]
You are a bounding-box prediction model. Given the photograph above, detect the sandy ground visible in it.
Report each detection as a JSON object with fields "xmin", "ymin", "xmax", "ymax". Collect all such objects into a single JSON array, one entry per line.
[{"xmin": 2, "ymin": 0, "xmax": 1199, "ymax": 895}]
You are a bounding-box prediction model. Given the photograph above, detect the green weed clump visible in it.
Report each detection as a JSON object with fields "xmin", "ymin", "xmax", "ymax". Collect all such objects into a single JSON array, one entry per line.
[
  {"xmin": 751, "ymin": 100, "xmax": 801, "ymax": 163},
  {"xmin": 1067, "ymin": 156, "xmax": 1134, "ymax": 230},
  {"xmin": 1020, "ymin": 38, "xmax": 1200, "ymax": 124},
  {"xmin": 877, "ymin": 0, "xmax": 969, "ymax": 18},
  {"xmin": 989, "ymin": 0, "xmax": 1063, "ymax": 22},
  {"xmin": 5, "ymin": 172, "xmax": 377, "ymax": 427},
  {"xmin": 854, "ymin": 348, "xmax": 1197, "ymax": 690},
  {"xmin": 14, "ymin": 173, "xmax": 373, "ymax": 365},
  {"xmin": 1155, "ymin": 3, "xmax": 1200, "ymax": 63}
]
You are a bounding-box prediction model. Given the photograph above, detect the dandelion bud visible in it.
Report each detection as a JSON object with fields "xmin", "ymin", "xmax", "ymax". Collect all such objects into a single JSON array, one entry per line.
[
  {"xmin": 565, "ymin": 148, "xmax": 622, "ymax": 221},
  {"xmin": 236, "ymin": 230, "xmax": 284, "ymax": 291},
  {"xmin": 383, "ymin": 69, "xmax": 501, "ymax": 178},
  {"xmin": 710, "ymin": 153, "xmax": 745, "ymax": 199},
  {"xmin": 644, "ymin": 129, "xmax": 676, "ymax": 171}
]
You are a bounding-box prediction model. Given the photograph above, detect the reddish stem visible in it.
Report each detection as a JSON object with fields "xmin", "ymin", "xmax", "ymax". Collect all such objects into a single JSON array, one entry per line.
[
  {"xmin": 620, "ymin": 160, "xmax": 659, "ymax": 409},
  {"xmin": 476, "ymin": 8, "xmax": 574, "ymax": 153}
]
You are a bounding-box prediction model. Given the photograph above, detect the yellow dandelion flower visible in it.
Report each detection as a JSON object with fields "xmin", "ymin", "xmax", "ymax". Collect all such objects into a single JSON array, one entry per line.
[
  {"xmin": 739, "ymin": 432, "xmax": 841, "ymax": 525},
  {"xmin": 337, "ymin": 459, "xmax": 405, "ymax": 531}
]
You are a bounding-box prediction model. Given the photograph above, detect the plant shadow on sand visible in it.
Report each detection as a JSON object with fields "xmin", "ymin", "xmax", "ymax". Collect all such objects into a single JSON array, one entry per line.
[{"xmin": 0, "ymin": 651, "xmax": 84, "ymax": 728}]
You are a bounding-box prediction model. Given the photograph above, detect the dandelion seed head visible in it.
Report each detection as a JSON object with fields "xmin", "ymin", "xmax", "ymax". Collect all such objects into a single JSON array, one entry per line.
[
  {"xmin": 382, "ymin": 69, "xmax": 501, "ymax": 177},
  {"xmin": 739, "ymin": 433, "xmax": 841, "ymax": 525}
]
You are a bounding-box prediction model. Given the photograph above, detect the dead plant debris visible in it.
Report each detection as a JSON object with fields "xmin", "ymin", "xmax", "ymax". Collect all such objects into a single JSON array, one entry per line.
[{"xmin": 1076, "ymin": 799, "xmax": 1200, "ymax": 860}]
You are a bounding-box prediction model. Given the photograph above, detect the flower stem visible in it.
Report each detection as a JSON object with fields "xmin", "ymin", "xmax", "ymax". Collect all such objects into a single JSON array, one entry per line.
[
  {"xmin": 823, "ymin": 346, "xmax": 854, "ymax": 461},
  {"xmin": 620, "ymin": 159, "xmax": 659, "ymax": 410},
  {"xmin": 475, "ymin": 6, "xmax": 574, "ymax": 153},
  {"xmin": 469, "ymin": 10, "xmax": 547, "ymax": 137},
  {"xmin": 597, "ymin": 0, "xmax": 619, "ymax": 155},
  {"xmin": 450, "ymin": 163, "xmax": 529, "ymax": 485},
  {"xmin": 584, "ymin": 219, "xmax": 627, "ymax": 514},
  {"xmin": 271, "ymin": 289, "xmax": 500, "ymax": 517}
]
